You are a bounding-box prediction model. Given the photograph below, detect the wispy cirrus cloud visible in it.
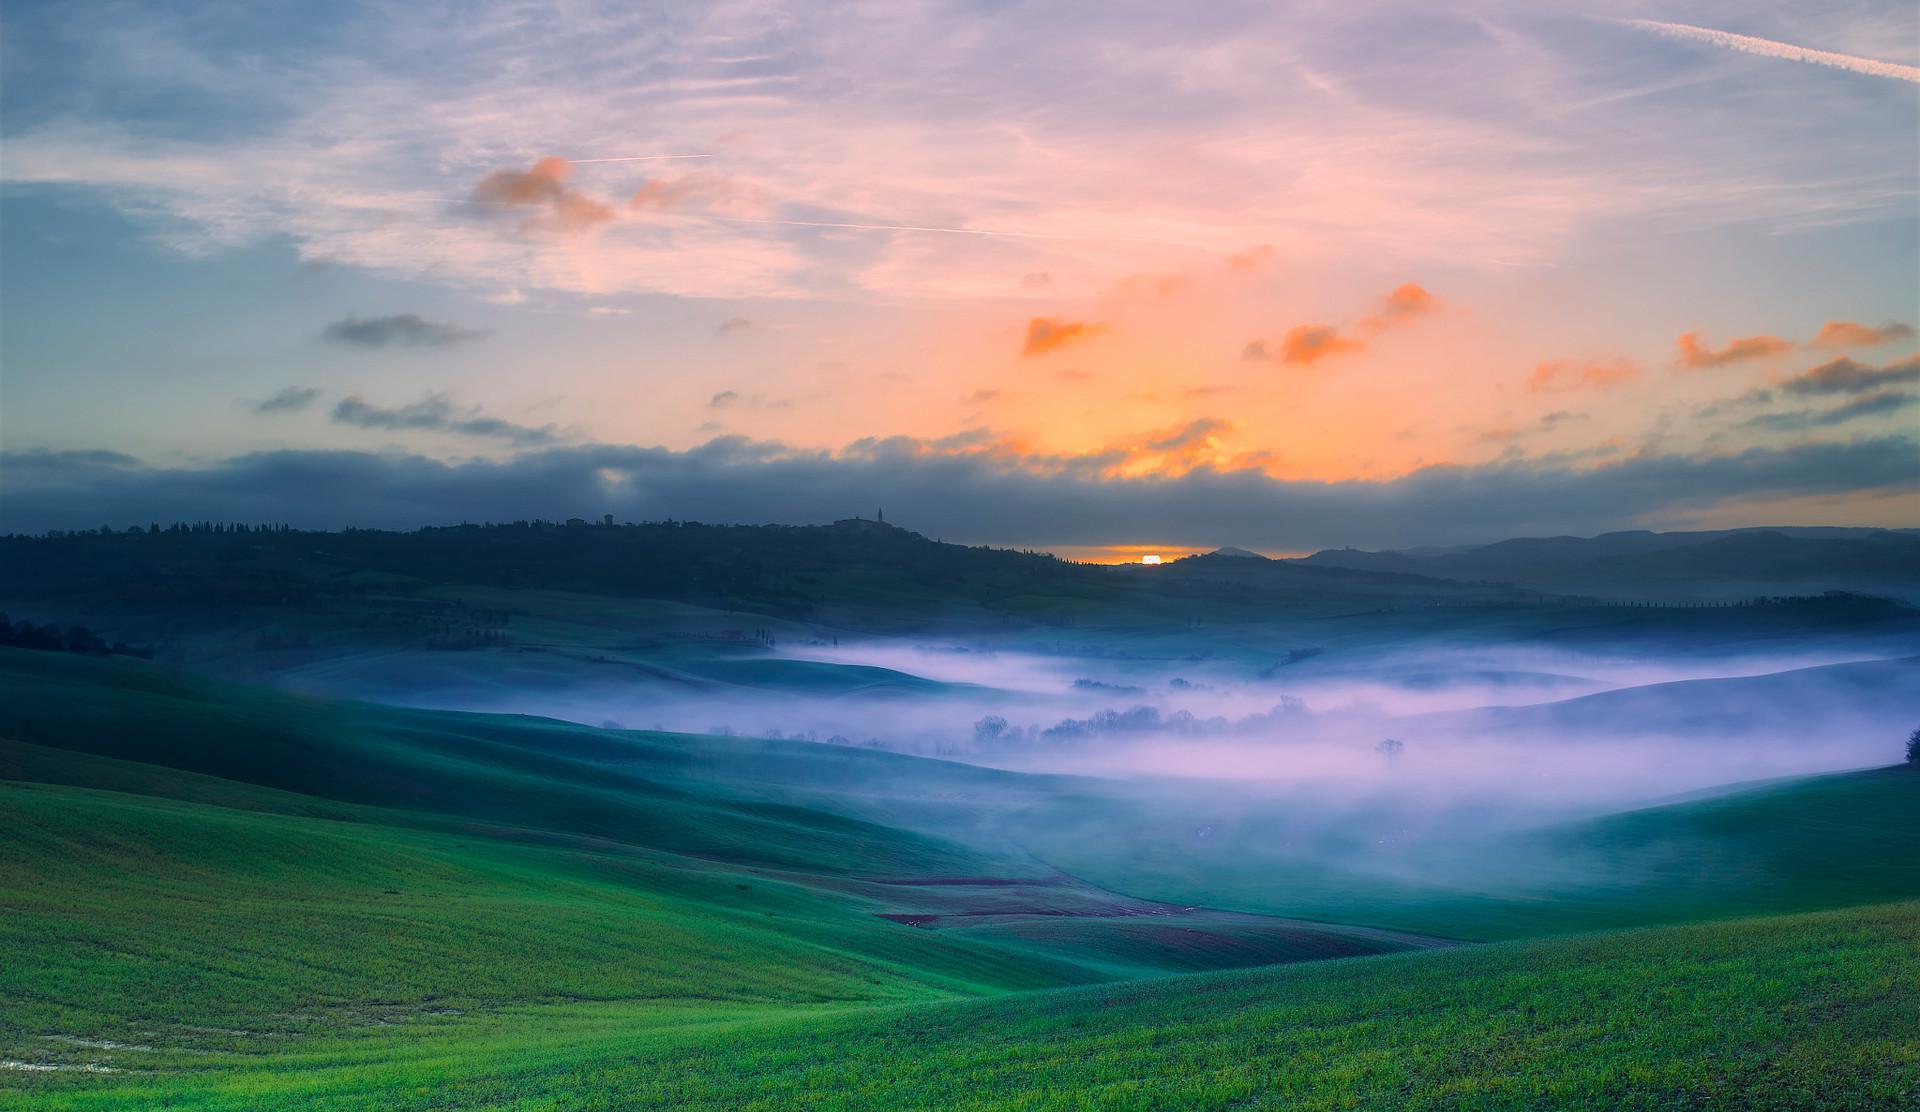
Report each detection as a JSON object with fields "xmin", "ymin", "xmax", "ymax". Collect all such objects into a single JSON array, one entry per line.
[
  {"xmin": 1, "ymin": 0, "xmax": 1913, "ymax": 498},
  {"xmin": 6, "ymin": 3, "xmax": 1909, "ymax": 306},
  {"xmin": 629, "ymin": 172, "xmax": 747, "ymax": 215},
  {"xmin": 1528, "ymin": 359, "xmax": 1639, "ymax": 392}
]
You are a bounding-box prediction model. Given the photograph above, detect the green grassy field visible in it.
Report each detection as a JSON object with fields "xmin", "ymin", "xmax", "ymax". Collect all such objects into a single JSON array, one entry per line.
[
  {"xmin": 9, "ymin": 899, "xmax": 1914, "ymax": 1110},
  {"xmin": 3, "ymin": 648, "xmax": 1916, "ymax": 1108}
]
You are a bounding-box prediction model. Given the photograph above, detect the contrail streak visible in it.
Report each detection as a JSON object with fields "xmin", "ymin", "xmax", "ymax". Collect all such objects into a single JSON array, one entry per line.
[
  {"xmin": 569, "ymin": 154, "xmax": 714, "ymax": 163},
  {"xmin": 1618, "ymin": 19, "xmax": 1920, "ymax": 84}
]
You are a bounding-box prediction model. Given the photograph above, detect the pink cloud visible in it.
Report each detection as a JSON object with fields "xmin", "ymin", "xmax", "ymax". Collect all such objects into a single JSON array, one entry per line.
[
  {"xmin": 1810, "ymin": 320, "xmax": 1915, "ymax": 350},
  {"xmin": 1277, "ymin": 323, "xmax": 1366, "ymax": 366},
  {"xmin": 1528, "ymin": 358, "xmax": 1640, "ymax": 392},
  {"xmin": 1248, "ymin": 283, "xmax": 1440, "ymax": 367},
  {"xmin": 1022, "ymin": 317, "xmax": 1104, "ymax": 357},
  {"xmin": 1675, "ymin": 330, "xmax": 1791, "ymax": 369},
  {"xmin": 472, "ymin": 157, "xmax": 614, "ymax": 231},
  {"xmin": 1360, "ymin": 283, "xmax": 1437, "ymax": 333},
  {"xmin": 630, "ymin": 173, "xmax": 736, "ymax": 213}
]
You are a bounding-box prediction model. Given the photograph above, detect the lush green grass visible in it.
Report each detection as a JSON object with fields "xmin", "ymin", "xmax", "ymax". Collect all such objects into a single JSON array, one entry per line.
[
  {"xmin": 0, "ymin": 776, "xmax": 1117, "ymax": 1056},
  {"xmin": 4, "ymin": 648, "xmax": 1917, "ymax": 1108},
  {"xmin": 0, "ymin": 650, "xmax": 1448, "ymax": 1101},
  {"xmin": 10, "ymin": 902, "xmax": 1914, "ymax": 1109},
  {"xmin": 0, "ymin": 654, "xmax": 1426, "ymax": 1055},
  {"xmin": 0, "ymin": 647, "xmax": 1027, "ymax": 878}
]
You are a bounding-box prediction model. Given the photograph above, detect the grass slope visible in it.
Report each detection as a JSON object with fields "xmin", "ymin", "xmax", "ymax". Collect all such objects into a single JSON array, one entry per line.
[
  {"xmin": 0, "ymin": 650, "xmax": 1442, "ymax": 1094},
  {"xmin": 3, "ymin": 649, "xmax": 1917, "ymax": 1107},
  {"xmin": 0, "ymin": 776, "xmax": 1103, "ymax": 1050},
  {"xmin": 0, "ymin": 647, "xmax": 1021, "ymax": 878},
  {"xmin": 1012, "ymin": 764, "xmax": 1920, "ymax": 941},
  {"xmin": 10, "ymin": 903, "xmax": 1914, "ymax": 1109}
]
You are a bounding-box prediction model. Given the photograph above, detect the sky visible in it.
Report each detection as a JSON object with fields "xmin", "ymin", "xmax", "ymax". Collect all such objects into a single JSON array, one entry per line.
[{"xmin": 1, "ymin": 0, "xmax": 1916, "ymax": 554}]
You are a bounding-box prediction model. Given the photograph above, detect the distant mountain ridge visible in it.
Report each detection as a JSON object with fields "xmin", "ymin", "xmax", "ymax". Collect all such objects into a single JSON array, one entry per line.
[{"xmin": 1293, "ymin": 527, "xmax": 1920, "ymax": 600}]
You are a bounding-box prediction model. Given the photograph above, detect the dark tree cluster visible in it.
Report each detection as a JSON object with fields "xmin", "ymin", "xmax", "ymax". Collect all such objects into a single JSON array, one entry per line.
[
  {"xmin": 19, "ymin": 522, "xmax": 296, "ymax": 538},
  {"xmin": 0, "ymin": 516, "xmax": 1118, "ymax": 624},
  {"xmin": 0, "ymin": 613, "xmax": 152, "ymax": 659}
]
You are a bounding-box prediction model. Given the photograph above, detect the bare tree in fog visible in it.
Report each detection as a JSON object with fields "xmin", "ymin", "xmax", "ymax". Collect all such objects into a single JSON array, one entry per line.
[{"xmin": 973, "ymin": 716, "xmax": 1010, "ymax": 745}]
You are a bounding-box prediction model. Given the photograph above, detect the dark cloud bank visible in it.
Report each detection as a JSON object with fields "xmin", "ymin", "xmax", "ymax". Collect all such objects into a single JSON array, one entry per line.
[
  {"xmin": 1702, "ymin": 355, "xmax": 1920, "ymax": 430},
  {"xmin": 321, "ymin": 314, "xmax": 484, "ymax": 348},
  {"xmin": 331, "ymin": 395, "xmax": 558, "ymax": 446},
  {"xmin": 3, "ymin": 436, "xmax": 1913, "ymax": 548},
  {"xmin": 252, "ymin": 386, "xmax": 320, "ymax": 414}
]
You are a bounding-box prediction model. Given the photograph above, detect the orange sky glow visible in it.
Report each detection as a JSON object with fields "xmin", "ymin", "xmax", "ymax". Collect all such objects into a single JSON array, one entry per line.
[{"xmin": 2, "ymin": 2, "xmax": 1913, "ymax": 546}]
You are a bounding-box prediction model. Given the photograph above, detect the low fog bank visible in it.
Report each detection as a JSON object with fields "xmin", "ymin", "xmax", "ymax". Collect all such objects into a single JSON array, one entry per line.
[
  {"xmin": 259, "ymin": 632, "xmax": 1920, "ymax": 924},
  {"xmin": 291, "ymin": 634, "xmax": 1920, "ymax": 816}
]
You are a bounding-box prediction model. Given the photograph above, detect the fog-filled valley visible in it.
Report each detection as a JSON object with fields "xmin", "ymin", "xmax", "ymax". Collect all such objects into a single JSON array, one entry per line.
[
  {"xmin": 4, "ymin": 519, "xmax": 1917, "ymax": 1105},
  {"xmin": 13, "ymin": 521, "xmax": 1913, "ymax": 798},
  {"xmin": 5, "ymin": 520, "xmax": 1916, "ymax": 919}
]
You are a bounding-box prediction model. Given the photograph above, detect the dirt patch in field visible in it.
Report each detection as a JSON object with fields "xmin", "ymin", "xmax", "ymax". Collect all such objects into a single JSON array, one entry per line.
[
  {"xmin": 868, "ymin": 873, "xmax": 1188, "ymax": 923},
  {"xmin": 865, "ymin": 871, "xmax": 1461, "ymax": 973}
]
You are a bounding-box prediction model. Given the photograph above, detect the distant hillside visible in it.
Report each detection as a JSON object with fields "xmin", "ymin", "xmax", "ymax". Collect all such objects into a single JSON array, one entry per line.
[
  {"xmin": 0, "ymin": 517, "xmax": 1077, "ymax": 620},
  {"xmin": 1411, "ymin": 656, "xmax": 1920, "ymax": 748},
  {"xmin": 1297, "ymin": 526, "xmax": 1920, "ymax": 600},
  {"xmin": 1155, "ymin": 549, "xmax": 1528, "ymax": 595},
  {"xmin": 0, "ymin": 517, "xmax": 1546, "ymax": 660}
]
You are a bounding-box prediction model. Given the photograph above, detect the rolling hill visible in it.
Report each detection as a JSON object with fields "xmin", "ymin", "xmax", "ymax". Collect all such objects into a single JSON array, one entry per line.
[
  {"xmin": 1296, "ymin": 527, "xmax": 1920, "ymax": 601},
  {"xmin": 3, "ymin": 649, "xmax": 1917, "ymax": 1106}
]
